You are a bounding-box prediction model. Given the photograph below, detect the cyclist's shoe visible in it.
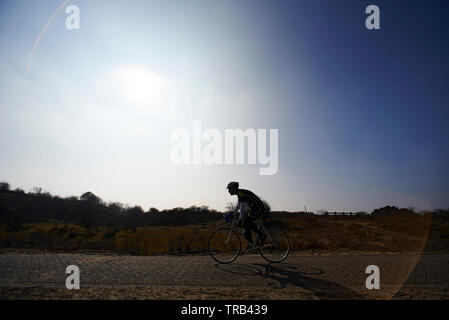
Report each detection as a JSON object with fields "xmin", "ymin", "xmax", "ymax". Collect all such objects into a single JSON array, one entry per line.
[{"xmin": 243, "ymin": 243, "xmax": 255, "ymax": 252}]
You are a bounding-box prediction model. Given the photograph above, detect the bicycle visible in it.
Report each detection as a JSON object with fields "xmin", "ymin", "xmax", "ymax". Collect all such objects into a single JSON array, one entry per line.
[{"xmin": 208, "ymin": 212, "xmax": 290, "ymax": 264}]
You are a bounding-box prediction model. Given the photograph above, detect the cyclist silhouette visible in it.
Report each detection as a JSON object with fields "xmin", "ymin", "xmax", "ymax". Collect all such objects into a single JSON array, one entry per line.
[{"xmin": 226, "ymin": 182, "xmax": 266, "ymax": 250}]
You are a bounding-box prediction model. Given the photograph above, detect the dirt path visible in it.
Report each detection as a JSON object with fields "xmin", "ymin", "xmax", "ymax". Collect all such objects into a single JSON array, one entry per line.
[{"xmin": 0, "ymin": 252, "xmax": 448, "ymax": 299}]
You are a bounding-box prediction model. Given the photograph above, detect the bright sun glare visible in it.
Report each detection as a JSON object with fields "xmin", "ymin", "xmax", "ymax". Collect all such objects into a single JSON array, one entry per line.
[{"xmin": 114, "ymin": 66, "xmax": 165, "ymax": 106}]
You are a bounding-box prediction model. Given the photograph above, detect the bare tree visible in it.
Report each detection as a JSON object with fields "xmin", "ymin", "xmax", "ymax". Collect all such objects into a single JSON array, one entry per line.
[
  {"xmin": 261, "ymin": 198, "xmax": 271, "ymax": 213},
  {"xmin": 225, "ymin": 201, "xmax": 237, "ymax": 212}
]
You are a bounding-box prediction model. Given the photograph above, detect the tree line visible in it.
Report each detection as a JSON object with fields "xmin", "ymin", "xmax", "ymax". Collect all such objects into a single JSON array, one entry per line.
[
  {"xmin": 1, "ymin": 181, "xmax": 448, "ymax": 230},
  {"xmin": 0, "ymin": 182, "xmax": 222, "ymax": 229}
]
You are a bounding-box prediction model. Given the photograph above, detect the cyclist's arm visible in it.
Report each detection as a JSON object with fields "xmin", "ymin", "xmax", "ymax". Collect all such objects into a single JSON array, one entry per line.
[
  {"xmin": 233, "ymin": 201, "xmax": 246, "ymax": 220},
  {"xmin": 232, "ymin": 201, "xmax": 240, "ymax": 215}
]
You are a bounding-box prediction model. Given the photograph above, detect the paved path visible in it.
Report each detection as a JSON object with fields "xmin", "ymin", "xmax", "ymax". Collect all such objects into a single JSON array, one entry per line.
[{"xmin": 0, "ymin": 253, "xmax": 448, "ymax": 299}]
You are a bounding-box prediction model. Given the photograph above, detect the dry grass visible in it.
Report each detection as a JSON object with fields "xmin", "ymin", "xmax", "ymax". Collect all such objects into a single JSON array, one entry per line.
[
  {"xmin": 0, "ymin": 212, "xmax": 444, "ymax": 255},
  {"xmin": 282, "ymin": 214, "xmax": 434, "ymax": 253}
]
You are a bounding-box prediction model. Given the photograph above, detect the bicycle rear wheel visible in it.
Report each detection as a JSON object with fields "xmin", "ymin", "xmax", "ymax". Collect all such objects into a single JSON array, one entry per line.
[
  {"xmin": 208, "ymin": 227, "xmax": 241, "ymax": 264},
  {"xmin": 258, "ymin": 226, "xmax": 290, "ymax": 263}
]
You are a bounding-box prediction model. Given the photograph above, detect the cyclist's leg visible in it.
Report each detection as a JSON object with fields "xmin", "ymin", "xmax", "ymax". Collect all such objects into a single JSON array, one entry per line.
[
  {"xmin": 251, "ymin": 207, "xmax": 265, "ymax": 237},
  {"xmin": 245, "ymin": 214, "xmax": 264, "ymax": 241},
  {"xmin": 242, "ymin": 218, "xmax": 254, "ymax": 245},
  {"xmin": 250, "ymin": 208, "xmax": 267, "ymax": 246}
]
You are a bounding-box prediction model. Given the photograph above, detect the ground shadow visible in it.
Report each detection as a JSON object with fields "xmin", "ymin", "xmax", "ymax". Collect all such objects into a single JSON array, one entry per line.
[{"xmin": 215, "ymin": 262, "xmax": 367, "ymax": 299}]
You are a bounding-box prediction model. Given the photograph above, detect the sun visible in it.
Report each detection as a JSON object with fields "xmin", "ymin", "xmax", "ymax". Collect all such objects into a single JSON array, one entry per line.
[{"xmin": 114, "ymin": 66, "xmax": 165, "ymax": 106}]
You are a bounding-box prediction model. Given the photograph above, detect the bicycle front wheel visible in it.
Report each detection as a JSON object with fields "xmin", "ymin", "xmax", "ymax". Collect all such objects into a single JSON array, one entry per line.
[
  {"xmin": 208, "ymin": 227, "xmax": 241, "ymax": 264},
  {"xmin": 258, "ymin": 226, "xmax": 290, "ymax": 263}
]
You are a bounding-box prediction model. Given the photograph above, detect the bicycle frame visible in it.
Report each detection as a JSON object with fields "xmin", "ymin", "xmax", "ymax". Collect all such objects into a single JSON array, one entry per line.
[
  {"xmin": 257, "ymin": 223, "xmax": 277, "ymax": 249},
  {"xmin": 209, "ymin": 212, "xmax": 290, "ymax": 263},
  {"xmin": 224, "ymin": 214, "xmax": 238, "ymax": 246},
  {"xmin": 226, "ymin": 213, "xmax": 275, "ymax": 250}
]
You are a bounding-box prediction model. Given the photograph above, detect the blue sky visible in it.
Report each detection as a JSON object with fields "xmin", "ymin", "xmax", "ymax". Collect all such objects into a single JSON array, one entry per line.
[{"xmin": 1, "ymin": 0, "xmax": 448, "ymax": 212}]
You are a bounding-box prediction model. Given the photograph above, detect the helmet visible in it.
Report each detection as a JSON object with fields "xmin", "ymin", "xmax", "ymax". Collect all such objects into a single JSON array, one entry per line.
[{"xmin": 226, "ymin": 181, "xmax": 239, "ymax": 189}]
